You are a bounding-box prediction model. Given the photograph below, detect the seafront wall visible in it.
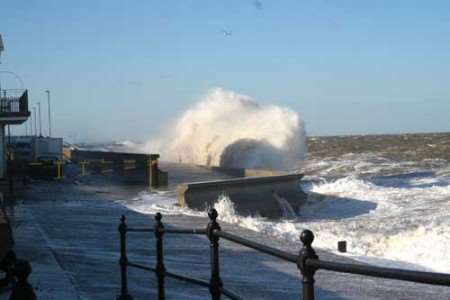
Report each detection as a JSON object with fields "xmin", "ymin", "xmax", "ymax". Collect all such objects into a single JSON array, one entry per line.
[
  {"xmin": 177, "ymin": 173, "xmax": 307, "ymax": 218},
  {"xmin": 200, "ymin": 165, "xmax": 289, "ymax": 177},
  {"xmin": 69, "ymin": 150, "xmax": 167, "ymax": 187}
]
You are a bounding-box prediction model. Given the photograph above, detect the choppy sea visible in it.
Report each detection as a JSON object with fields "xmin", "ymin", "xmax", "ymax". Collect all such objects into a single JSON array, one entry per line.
[{"xmin": 111, "ymin": 133, "xmax": 450, "ymax": 272}]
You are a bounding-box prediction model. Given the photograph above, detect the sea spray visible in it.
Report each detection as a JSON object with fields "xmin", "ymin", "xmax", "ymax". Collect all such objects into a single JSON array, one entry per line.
[
  {"xmin": 213, "ymin": 195, "xmax": 300, "ymax": 240},
  {"xmin": 145, "ymin": 88, "xmax": 306, "ymax": 170}
]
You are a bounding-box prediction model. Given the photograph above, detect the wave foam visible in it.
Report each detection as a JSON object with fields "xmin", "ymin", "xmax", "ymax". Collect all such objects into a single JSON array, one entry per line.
[{"xmin": 145, "ymin": 88, "xmax": 306, "ymax": 170}]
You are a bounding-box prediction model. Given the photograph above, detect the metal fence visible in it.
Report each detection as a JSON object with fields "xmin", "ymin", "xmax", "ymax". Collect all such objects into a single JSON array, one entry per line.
[
  {"xmin": 0, "ymin": 89, "xmax": 28, "ymax": 113},
  {"xmin": 117, "ymin": 209, "xmax": 450, "ymax": 300}
]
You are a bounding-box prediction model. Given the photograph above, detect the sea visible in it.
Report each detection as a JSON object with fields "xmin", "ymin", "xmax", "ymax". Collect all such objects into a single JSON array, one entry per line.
[{"xmin": 94, "ymin": 132, "xmax": 450, "ymax": 274}]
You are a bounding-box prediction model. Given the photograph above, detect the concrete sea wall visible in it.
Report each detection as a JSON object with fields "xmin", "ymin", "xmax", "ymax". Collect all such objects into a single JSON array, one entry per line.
[{"xmin": 177, "ymin": 173, "xmax": 307, "ymax": 218}]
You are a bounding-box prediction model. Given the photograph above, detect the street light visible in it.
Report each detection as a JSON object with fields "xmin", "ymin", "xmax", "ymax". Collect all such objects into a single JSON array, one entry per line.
[
  {"xmin": 29, "ymin": 113, "xmax": 33, "ymax": 136},
  {"xmin": 0, "ymin": 34, "xmax": 4, "ymax": 63},
  {"xmin": 33, "ymin": 107, "xmax": 37, "ymax": 137},
  {"xmin": 37, "ymin": 102, "xmax": 42, "ymax": 137},
  {"xmin": 0, "ymin": 34, "xmax": 4, "ymax": 95},
  {"xmin": 45, "ymin": 90, "xmax": 51, "ymax": 137}
]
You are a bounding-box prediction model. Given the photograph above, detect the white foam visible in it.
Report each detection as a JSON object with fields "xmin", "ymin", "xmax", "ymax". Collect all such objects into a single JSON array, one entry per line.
[{"xmin": 143, "ymin": 88, "xmax": 306, "ymax": 170}]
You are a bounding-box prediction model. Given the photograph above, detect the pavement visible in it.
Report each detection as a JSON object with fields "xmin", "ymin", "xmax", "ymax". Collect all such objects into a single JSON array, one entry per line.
[{"xmin": 1, "ymin": 164, "xmax": 450, "ymax": 299}]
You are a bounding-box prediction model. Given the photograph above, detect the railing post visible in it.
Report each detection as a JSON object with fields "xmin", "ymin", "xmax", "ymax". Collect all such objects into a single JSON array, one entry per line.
[
  {"xmin": 297, "ymin": 230, "xmax": 318, "ymax": 300},
  {"xmin": 9, "ymin": 260, "xmax": 36, "ymax": 300},
  {"xmin": 117, "ymin": 215, "xmax": 133, "ymax": 300},
  {"xmin": 207, "ymin": 208, "xmax": 223, "ymax": 300},
  {"xmin": 154, "ymin": 212, "xmax": 166, "ymax": 300}
]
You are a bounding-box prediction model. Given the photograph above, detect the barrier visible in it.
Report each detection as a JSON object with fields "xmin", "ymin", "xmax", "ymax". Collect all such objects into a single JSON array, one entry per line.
[
  {"xmin": 71, "ymin": 150, "xmax": 156, "ymax": 164},
  {"xmin": 177, "ymin": 174, "xmax": 307, "ymax": 218},
  {"xmin": 117, "ymin": 211, "xmax": 450, "ymax": 300},
  {"xmin": 70, "ymin": 150, "xmax": 168, "ymax": 188}
]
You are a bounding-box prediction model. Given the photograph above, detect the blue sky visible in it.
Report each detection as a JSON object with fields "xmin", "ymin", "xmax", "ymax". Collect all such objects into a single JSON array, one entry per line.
[{"xmin": 1, "ymin": 0, "xmax": 450, "ymax": 141}]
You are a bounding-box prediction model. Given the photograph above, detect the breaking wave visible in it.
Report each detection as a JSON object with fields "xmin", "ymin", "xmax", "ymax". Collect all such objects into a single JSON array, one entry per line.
[{"xmin": 146, "ymin": 88, "xmax": 306, "ymax": 170}]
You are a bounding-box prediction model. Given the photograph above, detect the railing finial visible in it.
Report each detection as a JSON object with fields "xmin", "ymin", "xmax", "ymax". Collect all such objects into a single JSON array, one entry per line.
[
  {"xmin": 119, "ymin": 215, "xmax": 127, "ymax": 235},
  {"xmin": 300, "ymin": 229, "xmax": 314, "ymax": 248},
  {"xmin": 208, "ymin": 208, "xmax": 218, "ymax": 222},
  {"xmin": 298, "ymin": 229, "xmax": 318, "ymax": 300}
]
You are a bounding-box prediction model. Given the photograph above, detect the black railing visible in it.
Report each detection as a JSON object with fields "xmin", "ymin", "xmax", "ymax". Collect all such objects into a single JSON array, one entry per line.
[
  {"xmin": 0, "ymin": 89, "xmax": 28, "ymax": 113},
  {"xmin": 117, "ymin": 209, "xmax": 450, "ymax": 300}
]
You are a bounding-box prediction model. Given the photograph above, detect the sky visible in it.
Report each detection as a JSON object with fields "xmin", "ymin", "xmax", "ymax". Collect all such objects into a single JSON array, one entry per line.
[{"xmin": 1, "ymin": 0, "xmax": 450, "ymax": 142}]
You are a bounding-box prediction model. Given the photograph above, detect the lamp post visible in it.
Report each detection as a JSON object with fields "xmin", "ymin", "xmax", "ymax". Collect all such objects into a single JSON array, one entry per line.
[
  {"xmin": 45, "ymin": 90, "xmax": 51, "ymax": 137},
  {"xmin": 0, "ymin": 34, "xmax": 4, "ymax": 63},
  {"xmin": 37, "ymin": 102, "xmax": 42, "ymax": 137},
  {"xmin": 33, "ymin": 107, "xmax": 37, "ymax": 137},
  {"xmin": 0, "ymin": 34, "xmax": 4, "ymax": 97},
  {"xmin": 29, "ymin": 114, "xmax": 33, "ymax": 136}
]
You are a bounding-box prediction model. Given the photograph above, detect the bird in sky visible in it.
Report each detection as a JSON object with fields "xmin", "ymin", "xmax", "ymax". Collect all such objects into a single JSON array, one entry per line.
[{"xmin": 221, "ymin": 29, "xmax": 232, "ymax": 37}]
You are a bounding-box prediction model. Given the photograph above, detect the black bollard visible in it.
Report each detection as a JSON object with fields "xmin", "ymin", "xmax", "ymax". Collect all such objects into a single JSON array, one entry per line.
[
  {"xmin": 207, "ymin": 208, "xmax": 223, "ymax": 300},
  {"xmin": 297, "ymin": 230, "xmax": 318, "ymax": 300},
  {"xmin": 338, "ymin": 241, "xmax": 347, "ymax": 253},
  {"xmin": 154, "ymin": 212, "xmax": 166, "ymax": 300},
  {"xmin": 9, "ymin": 260, "xmax": 36, "ymax": 300}
]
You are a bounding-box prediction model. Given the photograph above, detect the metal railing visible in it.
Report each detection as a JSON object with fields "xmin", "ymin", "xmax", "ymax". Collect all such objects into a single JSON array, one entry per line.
[
  {"xmin": 0, "ymin": 89, "xmax": 28, "ymax": 113},
  {"xmin": 117, "ymin": 209, "xmax": 450, "ymax": 300}
]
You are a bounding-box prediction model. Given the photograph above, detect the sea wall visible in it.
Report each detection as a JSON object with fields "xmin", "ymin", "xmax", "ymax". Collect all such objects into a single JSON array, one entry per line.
[
  {"xmin": 197, "ymin": 165, "xmax": 289, "ymax": 177},
  {"xmin": 70, "ymin": 150, "xmax": 167, "ymax": 188},
  {"xmin": 177, "ymin": 173, "xmax": 307, "ymax": 218}
]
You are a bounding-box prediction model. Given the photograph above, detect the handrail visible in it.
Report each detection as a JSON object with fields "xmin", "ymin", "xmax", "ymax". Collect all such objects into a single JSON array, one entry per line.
[
  {"xmin": 117, "ymin": 210, "xmax": 450, "ymax": 300},
  {"xmin": 216, "ymin": 230, "xmax": 296, "ymax": 263},
  {"xmin": 127, "ymin": 226, "xmax": 206, "ymax": 235},
  {"xmin": 307, "ymin": 259, "xmax": 450, "ymax": 286}
]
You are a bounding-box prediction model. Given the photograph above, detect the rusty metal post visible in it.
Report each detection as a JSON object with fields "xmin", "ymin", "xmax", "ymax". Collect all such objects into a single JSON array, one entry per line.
[
  {"xmin": 297, "ymin": 230, "xmax": 318, "ymax": 300},
  {"xmin": 117, "ymin": 215, "xmax": 133, "ymax": 300},
  {"xmin": 207, "ymin": 208, "xmax": 222, "ymax": 300},
  {"xmin": 154, "ymin": 212, "xmax": 166, "ymax": 300}
]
